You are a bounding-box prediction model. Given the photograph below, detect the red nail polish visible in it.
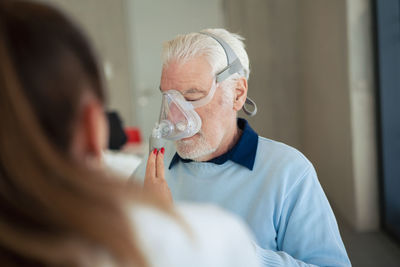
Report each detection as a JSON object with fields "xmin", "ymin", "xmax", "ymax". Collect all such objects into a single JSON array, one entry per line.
[
  {"xmin": 161, "ymin": 147, "xmax": 165, "ymax": 155},
  {"xmin": 153, "ymin": 148, "xmax": 157, "ymax": 155}
]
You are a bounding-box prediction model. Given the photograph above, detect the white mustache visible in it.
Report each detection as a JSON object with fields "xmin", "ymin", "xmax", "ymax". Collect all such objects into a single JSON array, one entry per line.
[{"xmin": 177, "ymin": 130, "xmax": 204, "ymax": 144}]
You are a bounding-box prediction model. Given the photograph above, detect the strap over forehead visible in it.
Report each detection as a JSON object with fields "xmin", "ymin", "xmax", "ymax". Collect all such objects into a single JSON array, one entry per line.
[
  {"xmin": 199, "ymin": 31, "xmax": 257, "ymax": 116},
  {"xmin": 199, "ymin": 31, "xmax": 245, "ymax": 83}
]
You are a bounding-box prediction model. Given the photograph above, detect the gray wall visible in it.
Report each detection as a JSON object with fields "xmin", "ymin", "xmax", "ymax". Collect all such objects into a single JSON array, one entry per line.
[
  {"xmin": 39, "ymin": 0, "xmax": 135, "ymax": 126},
  {"xmin": 299, "ymin": 0, "xmax": 357, "ymax": 227},
  {"xmin": 225, "ymin": 0, "xmax": 303, "ymax": 149},
  {"xmin": 225, "ymin": 0, "xmax": 378, "ymax": 231}
]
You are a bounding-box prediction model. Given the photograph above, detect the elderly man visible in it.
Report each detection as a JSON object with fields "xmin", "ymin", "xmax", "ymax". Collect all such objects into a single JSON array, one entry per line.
[{"xmin": 132, "ymin": 28, "xmax": 351, "ymax": 267}]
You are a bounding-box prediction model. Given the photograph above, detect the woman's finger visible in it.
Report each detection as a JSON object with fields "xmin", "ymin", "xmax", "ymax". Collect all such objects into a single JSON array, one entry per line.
[
  {"xmin": 156, "ymin": 147, "xmax": 165, "ymax": 179},
  {"xmin": 145, "ymin": 148, "xmax": 157, "ymax": 180}
]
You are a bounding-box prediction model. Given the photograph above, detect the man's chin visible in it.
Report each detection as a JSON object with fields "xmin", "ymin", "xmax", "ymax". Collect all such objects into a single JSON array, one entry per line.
[{"xmin": 175, "ymin": 143, "xmax": 216, "ymax": 161}]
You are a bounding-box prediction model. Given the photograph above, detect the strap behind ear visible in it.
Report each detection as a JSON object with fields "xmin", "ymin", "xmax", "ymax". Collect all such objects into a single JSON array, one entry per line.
[
  {"xmin": 243, "ymin": 97, "xmax": 257, "ymax": 116},
  {"xmin": 200, "ymin": 31, "xmax": 257, "ymax": 116}
]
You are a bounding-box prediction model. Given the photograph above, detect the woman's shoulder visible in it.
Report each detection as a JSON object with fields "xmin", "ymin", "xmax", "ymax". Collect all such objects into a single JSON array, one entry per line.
[{"xmin": 128, "ymin": 203, "xmax": 260, "ymax": 267}]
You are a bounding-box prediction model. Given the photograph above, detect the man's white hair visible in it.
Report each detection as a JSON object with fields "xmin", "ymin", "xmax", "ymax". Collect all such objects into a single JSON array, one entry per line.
[{"xmin": 162, "ymin": 28, "xmax": 250, "ymax": 83}]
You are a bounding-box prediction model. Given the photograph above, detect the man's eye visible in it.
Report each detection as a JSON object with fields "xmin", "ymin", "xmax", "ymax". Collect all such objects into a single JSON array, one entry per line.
[
  {"xmin": 184, "ymin": 94, "xmax": 204, "ymax": 102},
  {"xmin": 185, "ymin": 97, "xmax": 201, "ymax": 102}
]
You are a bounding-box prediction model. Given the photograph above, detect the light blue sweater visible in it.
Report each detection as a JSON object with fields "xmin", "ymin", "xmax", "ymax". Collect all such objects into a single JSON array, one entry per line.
[{"xmin": 133, "ymin": 123, "xmax": 350, "ymax": 266}]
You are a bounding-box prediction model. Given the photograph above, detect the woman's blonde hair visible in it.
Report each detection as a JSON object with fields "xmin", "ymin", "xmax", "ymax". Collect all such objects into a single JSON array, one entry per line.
[{"xmin": 0, "ymin": 1, "xmax": 166, "ymax": 266}]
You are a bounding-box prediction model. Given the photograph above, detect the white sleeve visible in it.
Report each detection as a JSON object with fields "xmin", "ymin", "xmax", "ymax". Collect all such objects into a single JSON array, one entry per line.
[{"xmin": 129, "ymin": 203, "xmax": 261, "ymax": 267}]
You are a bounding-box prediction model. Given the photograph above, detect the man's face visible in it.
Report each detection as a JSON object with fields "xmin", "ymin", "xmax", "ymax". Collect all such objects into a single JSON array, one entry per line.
[{"xmin": 160, "ymin": 56, "xmax": 235, "ymax": 161}]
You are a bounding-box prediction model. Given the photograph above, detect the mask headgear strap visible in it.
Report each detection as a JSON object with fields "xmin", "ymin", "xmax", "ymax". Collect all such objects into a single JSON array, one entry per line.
[{"xmin": 199, "ymin": 31, "xmax": 257, "ymax": 116}]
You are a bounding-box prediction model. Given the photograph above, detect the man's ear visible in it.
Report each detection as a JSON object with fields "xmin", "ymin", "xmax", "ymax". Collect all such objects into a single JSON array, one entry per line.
[{"xmin": 233, "ymin": 77, "xmax": 248, "ymax": 112}]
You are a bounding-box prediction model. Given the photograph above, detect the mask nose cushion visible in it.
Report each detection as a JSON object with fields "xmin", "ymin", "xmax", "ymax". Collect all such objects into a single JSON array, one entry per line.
[
  {"xmin": 157, "ymin": 89, "xmax": 202, "ymax": 141},
  {"xmin": 168, "ymin": 102, "xmax": 187, "ymax": 123}
]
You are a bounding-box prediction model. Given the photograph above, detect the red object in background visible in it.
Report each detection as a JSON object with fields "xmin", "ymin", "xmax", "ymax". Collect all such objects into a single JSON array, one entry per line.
[{"xmin": 125, "ymin": 127, "xmax": 142, "ymax": 144}]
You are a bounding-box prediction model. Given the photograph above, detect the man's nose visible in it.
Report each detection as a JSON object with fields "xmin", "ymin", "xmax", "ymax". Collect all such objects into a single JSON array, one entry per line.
[{"xmin": 167, "ymin": 103, "xmax": 185, "ymax": 122}]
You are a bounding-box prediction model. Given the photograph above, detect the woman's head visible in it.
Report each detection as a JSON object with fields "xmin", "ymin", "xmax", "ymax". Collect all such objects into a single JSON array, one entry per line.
[
  {"xmin": 0, "ymin": 1, "xmax": 148, "ymax": 266},
  {"xmin": 1, "ymin": 0, "xmax": 108, "ymax": 163}
]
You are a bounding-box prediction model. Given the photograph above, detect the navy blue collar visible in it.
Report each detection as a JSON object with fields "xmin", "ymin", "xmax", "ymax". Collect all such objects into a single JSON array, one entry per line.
[{"xmin": 168, "ymin": 118, "xmax": 258, "ymax": 170}]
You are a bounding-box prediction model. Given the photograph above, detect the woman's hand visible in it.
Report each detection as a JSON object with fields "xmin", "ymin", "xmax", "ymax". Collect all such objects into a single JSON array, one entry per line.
[{"xmin": 144, "ymin": 148, "xmax": 173, "ymax": 204}]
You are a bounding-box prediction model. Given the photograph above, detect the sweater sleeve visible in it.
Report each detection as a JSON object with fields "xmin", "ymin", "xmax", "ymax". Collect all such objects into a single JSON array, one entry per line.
[
  {"xmin": 254, "ymin": 243, "xmax": 319, "ymax": 266},
  {"xmin": 256, "ymin": 166, "xmax": 351, "ymax": 267}
]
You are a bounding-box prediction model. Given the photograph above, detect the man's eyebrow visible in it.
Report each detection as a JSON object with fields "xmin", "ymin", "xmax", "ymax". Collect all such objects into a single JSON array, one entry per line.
[{"xmin": 158, "ymin": 86, "xmax": 207, "ymax": 94}]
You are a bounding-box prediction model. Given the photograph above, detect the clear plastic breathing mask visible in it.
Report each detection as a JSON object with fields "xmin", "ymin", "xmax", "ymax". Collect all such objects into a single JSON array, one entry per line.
[{"xmin": 152, "ymin": 80, "xmax": 218, "ymax": 141}]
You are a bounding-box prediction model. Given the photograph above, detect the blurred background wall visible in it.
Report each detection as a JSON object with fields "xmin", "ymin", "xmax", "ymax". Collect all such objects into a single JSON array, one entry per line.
[
  {"xmin": 38, "ymin": 0, "xmax": 135, "ymax": 126},
  {"xmin": 38, "ymin": 0, "xmax": 225, "ymax": 139},
  {"xmin": 38, "ymin": 0, "xmax": 378, "ymax": 232},
  {"xmin": 226, "ymin": 0, "xmax": 378, "ymax": 232}
]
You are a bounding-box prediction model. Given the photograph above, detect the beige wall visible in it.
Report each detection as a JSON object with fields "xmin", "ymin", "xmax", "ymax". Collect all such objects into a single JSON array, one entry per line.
[{"xmin": 225, "ymin": 0, "xmax": 379, "ymax": 231}]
